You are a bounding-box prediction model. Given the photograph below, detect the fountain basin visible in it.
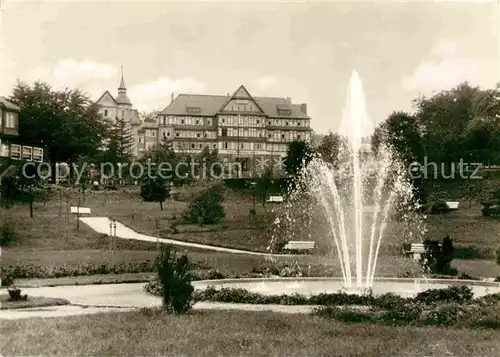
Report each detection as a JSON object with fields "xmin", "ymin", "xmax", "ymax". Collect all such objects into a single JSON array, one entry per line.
[{"xmin": 193, "ymin": 277, "xmax": 500, "ymax": 298}]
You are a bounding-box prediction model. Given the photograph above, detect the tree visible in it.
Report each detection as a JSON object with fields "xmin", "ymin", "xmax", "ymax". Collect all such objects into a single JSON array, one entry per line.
[
  {"xmin": 140, "ymin": 177, "xmax": 170, "ymax": 210},
  {"xmin": 316, "ymin": 132, "xmax": 346, "ymax": 167},
  {"xmin": 284, "ymin": 140, "xmax": 315, "ymax": 178},
  {"xmin": 196, "ymin": 147, "xmax": 221, "ymax": 179},
  {"xmin": 183, "ymin": 185, "xmax": 225, "ymax": 224},
  {"xmin": 413, "ymin": 82, "xmax": 500, "ymax": 165},
  {"xmin": 256, "ymin": 168, "xmax": 273, "ymax": 206},
  {"xmin": 372, "ymin": 111, "xmax": 424, "ymax": 166},
  {"xmin": 9, "ymin": 81, "xmax": 110, "ymax": 182}
]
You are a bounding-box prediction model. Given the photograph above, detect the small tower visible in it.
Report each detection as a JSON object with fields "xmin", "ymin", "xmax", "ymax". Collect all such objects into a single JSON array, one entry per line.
[{"xmin": 115, "ymin": 65, "xmax": 132, "ymax": 106}]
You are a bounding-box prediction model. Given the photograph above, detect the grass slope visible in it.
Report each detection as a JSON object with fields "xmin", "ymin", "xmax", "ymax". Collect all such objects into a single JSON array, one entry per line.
[{"xmin": 0, "ymin": 310, "xmax": 499, "ymax": 356}]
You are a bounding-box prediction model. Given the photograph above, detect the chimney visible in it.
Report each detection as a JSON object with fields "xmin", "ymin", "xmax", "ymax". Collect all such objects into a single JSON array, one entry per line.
[
  {"xmin": 286, "ymin": 97, "xmax": 292, "ymax": 104},
  {"xmin": 171, "ymin": 93, "xmax": 174, "ymax": 103},
  {"xmin": 300, "ymin": 103, "xmax": 307, "ymax": 115}
]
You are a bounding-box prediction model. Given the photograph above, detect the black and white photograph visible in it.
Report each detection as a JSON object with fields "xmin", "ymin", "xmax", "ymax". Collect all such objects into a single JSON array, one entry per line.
[{"xmin": 0, "ymin": 0, "xmax": 499, "ymax": 356}]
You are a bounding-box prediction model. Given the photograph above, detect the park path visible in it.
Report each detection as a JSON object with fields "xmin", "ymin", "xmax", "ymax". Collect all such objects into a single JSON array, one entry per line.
[
  {"xmin": 79, "ymin": 217, "xmax": 277, "ymax": 256},
  {"xmin": 0, "ymin": 283, "xmax": 315, "ymax": 320}
]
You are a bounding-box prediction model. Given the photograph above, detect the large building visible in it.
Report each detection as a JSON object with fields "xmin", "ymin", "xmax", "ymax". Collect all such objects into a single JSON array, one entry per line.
[
  {"xmin": 95, "ymin": 68, "xmax": 142, "ymax": 156},
  {"xmin": 0, "ymin": 97, "xmax": 45, "ymax": 164},
  {"xmin": 157, "ymin": 85, "xmax": 312, "ymax": 176}
]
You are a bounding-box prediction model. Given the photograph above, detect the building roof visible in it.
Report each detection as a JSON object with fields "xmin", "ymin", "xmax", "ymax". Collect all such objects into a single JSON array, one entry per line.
[
  {"xmin": 115, "ymin": 92, "xmax": 132, "ymax": 105},
  {"xmin": 0, "ymin": 96, "xmax": 20, "ymax": 111},
  {"xmin": 160, "ymin": 91, "xmax": 310, "ymax": 119},
  {"xmin": 130, "ymin": 109, "xmax": 142, "ymax": 125}
]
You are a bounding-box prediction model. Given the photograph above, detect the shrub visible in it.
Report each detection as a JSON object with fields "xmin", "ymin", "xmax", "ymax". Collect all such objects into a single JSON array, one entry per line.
[
  {"xmin": 155, "ymin": 246, "xmax": 195, "ymax": 314},
  {"xmin": 7, "ymin": 287, "xmax": 27, "ymax": 301},
  {"xmin": 378, "ymin": 303, "xmax": 422, "ymax": 325},
  {"xmin": 206, "ymin": 269, "xmax": 226, "ymax": 280},
  {"xmin": 0, "ymin": 221, "xmax": 16, "ymax": 246},
  {"xmin": 183, "ymin": 186, "xmax": 225, "ymax": 224},
  {"xmin": 496, "ymin": 247, "xmax": 500, "ymax": 265},
  {"xmin": 413, "ymin": 285, "xmax": 474, "ymax": 305},
  {"xmin": 314, "ymin": 306, "xmax": 374, "ymax": 324},
  {"xmin": 421, "ymin": 303, "xmax": 466, "ymax": 326},
  {"xmin": 428, "ymin": 200, "xmax": 452, "ymax": 214},
  {"xmin": 422, "ymin": 236, "xmax": 456, "ymax": 275}
]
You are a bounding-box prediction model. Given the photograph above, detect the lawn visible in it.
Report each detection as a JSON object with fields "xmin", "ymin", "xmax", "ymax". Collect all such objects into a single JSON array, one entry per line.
[
  {"xmin": 1, "ymin": 310, "xmax": 499, "ymax": 356},
  {"xmin": 1, "ymin": 186, "xmax": 499, "ymax": 281}
]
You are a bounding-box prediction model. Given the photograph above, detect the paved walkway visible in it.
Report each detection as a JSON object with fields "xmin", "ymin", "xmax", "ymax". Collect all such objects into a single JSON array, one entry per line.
[
  {"xmin": 80, "ymin": 217, "xmax": 277, "ymax": 256},
  {"xmin": 0, "ymin": 283, "xmax": 315, "ymax": 320}
]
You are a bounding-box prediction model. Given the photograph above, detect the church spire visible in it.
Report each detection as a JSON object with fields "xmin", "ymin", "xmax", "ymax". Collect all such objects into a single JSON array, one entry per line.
[{"xmin": 118, "ymin": 64, "xmax": 126, "ymax": 90}]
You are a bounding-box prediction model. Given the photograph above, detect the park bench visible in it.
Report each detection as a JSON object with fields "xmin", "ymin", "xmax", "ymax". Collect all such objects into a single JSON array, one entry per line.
[
  {"xmin": 70, "ymin": 206, "xmax": 91, "ymax": 214},
  {"xmin": 446, "ymin": 201, "xmax": 459, "ymax": 210},
  {"xmin": 267, "ymin": 195, "xmax": 284, "ymax": 203},
  {"xmin": 282, "ymin": 241, "xmax": 316, "ymax": 254},
  {"xmin": 406, "ymin": 243, "xmax": 425, "ymax": 261}
]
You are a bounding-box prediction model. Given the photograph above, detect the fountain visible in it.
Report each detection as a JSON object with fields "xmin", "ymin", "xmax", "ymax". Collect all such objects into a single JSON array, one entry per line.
[
  {"xmin": 287, "ymin": 69, "xmax": 417, "ymax": 293},
  {"xmin": 194, "ymin": 70, "xmax": 500, "ymax": 299}
]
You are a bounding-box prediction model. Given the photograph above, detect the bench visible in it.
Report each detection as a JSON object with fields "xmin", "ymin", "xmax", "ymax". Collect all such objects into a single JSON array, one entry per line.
[
  {"xmin": 407, "ymin": 243, "xmax": 425, "ymax": 261},
  {"xmin": 70, "ymin": 206, "xmax": 91, "ymax": 214},
  {"xmin": 282, "ymin": 241, "xmax": 316, "ymax": 254},
  {"xmin": 446, "ymin": 201, "xmax": 459, "ymax": 210},
  {"xmin": 267, "ymin": 196, "xmax": 284, "ymax": 203}
]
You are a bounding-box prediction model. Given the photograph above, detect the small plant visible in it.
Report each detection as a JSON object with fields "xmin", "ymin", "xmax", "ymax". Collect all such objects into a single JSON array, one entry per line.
[
  {"xmin": 427, "ymin": 200, "xmax": 452, "ymax": 214},
  {"xmin": 155, "ymin": 246, "xmax": 195, "ymax": 314},
  {"xmin": 496, "ymin": 246, "xmax": 500, "ymax": 265},
  {"xmin": 422, "ymin": 236, "xmax": 456, "ymax": 275},
  {"xmin": 183, "ymin": 186, "xmax": 225, "ymax": 224},
  {"xmin": 0, "ymin": 221, "xmax": 15, "ymax": 246},
  {"xmin": 206, "ymin": 269, "xmax": 226, "ymax": 280},
  {"xmin": 7, "ymin": 286, "xmax": 28, "ymax": 301}
]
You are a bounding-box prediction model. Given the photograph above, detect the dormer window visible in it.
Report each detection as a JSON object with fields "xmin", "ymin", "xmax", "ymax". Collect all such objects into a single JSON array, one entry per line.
[
  {"xmin": 187, "ymin": 106, "xmax": 201, "ymax": 114},
  {"xmin": 277, "ymin": 104, "xmax": 291, "ymax": 116}
]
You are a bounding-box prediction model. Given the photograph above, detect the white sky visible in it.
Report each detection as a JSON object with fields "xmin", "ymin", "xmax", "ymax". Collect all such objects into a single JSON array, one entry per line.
[{"xmin": 1, "ymin": 0, "xmax": 499, "ymax": 133}]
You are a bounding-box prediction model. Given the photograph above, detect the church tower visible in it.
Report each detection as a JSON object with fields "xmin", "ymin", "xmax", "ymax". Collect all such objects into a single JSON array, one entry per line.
[{"xmin": 115, "ymin": 65, "xmax": 132, "ymax": 106}]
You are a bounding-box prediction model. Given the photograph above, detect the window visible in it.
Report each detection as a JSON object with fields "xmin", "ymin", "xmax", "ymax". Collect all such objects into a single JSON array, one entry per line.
[
  {"xmin": 213, "ymin": 144, "xmax": 216, "ymax": 148},
  {"xmin": 22, "ymin": 146, "xmax": 33, "ymax": 161},
  {"xmin": 181, "ymin": 119, "xmax": 185, "ymax": 124},
  {"xmin": 197, "ymin": 133, "xmax": 201, "ymax": 138},
  {"xmin": 297, "ymin": 135, "xmax": 301, "ymax": 140},
  {"xmin": 268, "ymin": 121, "xmax": 271, "ymax": 125},
  {"xmin": 223, "ymin": 143, "xmax": 228, "ymax": 149},
  {"xmin": 196, "ymin": 119, "xmax": 199, "ymax": 125},
  {"xmin": 104, "ymin": 109, "xmax": 108, "ymax": 117},
  {"xmin": 199, "ymin": 144, "xmax": 202, "ymax": 149},
  {"xmin": 191, "ymin": 144, "xmax": 195, "ymax": 149},
  {"xmin": 207, "ymin": 119, "xmax": 212, "ymax": 125},
  {"xmin": 281, "ymin": 134, "xmax": 285, "ymax": 139},
  {"xmin": 33, "ymin": 147, "xmax": 43, "ymax": 162},
  {"xmin": 167, "ymin": 132, "xmax": 170, "ymax": 136},
  {"xmin": 297, "ymin": 121, "xmax": 301, "ymax": 126},
  {"xmin": 5, "ymin": 112, "xmax": 17, "ymax": 128},
  {"xmin": 0, "ymin": 142, "xmax": 9, "ymax": 157},
  {"xmin": 285, "ymin": 122, "xmax": 289, "ymax": 126},
  {"xmin": 221, "ymin": 128, "xmax": 228, "ymax": 137},
  {"xmin": 268, "ymin": 134, "xmax": 272, "ymax": 138},
  {"xmin": 176, "ymin": 133, "xmax": 180, "ymax": 137},
  {"xmin": 10, "ymin": 144, "xmax": 21, "ymax": 159}
]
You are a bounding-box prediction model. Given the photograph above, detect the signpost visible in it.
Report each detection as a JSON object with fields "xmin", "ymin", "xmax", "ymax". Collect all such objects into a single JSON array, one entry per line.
[
  {"xmin": 155, "ymin": 218, "xmax": 160, "ymax": 251},
  {"xmin": 109, "ymin": 219, "xmax": 117, "ymax": 253}
]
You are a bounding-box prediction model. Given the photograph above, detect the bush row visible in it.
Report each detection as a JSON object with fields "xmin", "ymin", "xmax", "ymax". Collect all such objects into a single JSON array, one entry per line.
[
  {"xmin": 315, "ymin": 296, "xmax": 500, "ymax": 328},
  {"xmin": 145, "ymin": 283, "xmax": 478, "ymax": 307},
  {"xmin": 1, "ymin": 261, "xmax": 157, "ymax": 286}
]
